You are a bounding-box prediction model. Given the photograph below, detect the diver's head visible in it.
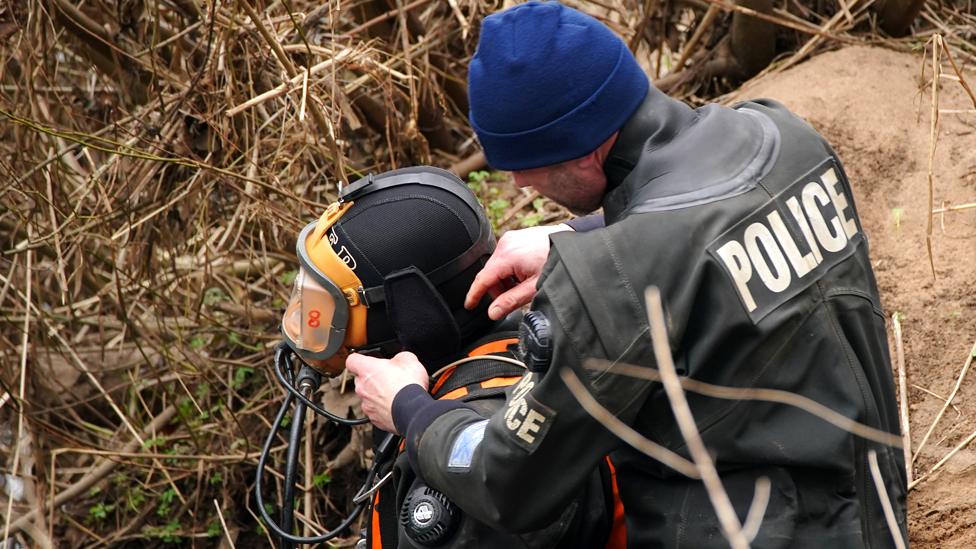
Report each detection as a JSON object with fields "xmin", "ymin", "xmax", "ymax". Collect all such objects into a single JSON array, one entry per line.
[{"xmin": 281, "ymin": 167, "xmax": 495, "ymax": 374}]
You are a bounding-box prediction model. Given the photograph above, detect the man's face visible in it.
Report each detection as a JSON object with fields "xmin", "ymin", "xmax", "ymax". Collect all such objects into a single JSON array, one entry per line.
[{"xmin": 512, "ymin": 162, "xmax": 606, "ymax": 215}]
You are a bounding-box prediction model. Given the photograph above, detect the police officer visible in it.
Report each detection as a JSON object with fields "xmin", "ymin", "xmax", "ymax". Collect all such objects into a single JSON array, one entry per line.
[{"xmin": 348, "ymin": 3, "xmax": 907, "ymax": 547}]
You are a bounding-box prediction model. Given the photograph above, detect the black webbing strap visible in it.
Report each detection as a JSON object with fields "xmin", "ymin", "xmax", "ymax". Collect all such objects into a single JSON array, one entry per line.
[{"xmin": 432, "ymin": 357, "xmax": 526, "ymax": 400}]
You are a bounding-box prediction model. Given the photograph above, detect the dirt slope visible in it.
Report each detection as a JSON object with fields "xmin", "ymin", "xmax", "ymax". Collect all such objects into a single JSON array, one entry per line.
[{"xmin": 740, "ymin": 46, "xmax": 976, "ymax": 547}]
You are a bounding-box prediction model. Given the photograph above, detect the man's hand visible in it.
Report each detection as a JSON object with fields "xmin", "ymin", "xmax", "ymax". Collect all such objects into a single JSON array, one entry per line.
[
  {"xmin": 347, "ymin": 351, "xmax": 429, "ymax": 434},
  {"xmin": 464, "ymin": 224, "xmax": 573, "ymax": 320}
]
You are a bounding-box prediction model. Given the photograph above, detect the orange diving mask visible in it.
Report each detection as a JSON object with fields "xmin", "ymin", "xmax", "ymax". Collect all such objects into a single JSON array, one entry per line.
[{"xmin": 281, "ymin": 201, "xmax": 368, "ymax": 364}]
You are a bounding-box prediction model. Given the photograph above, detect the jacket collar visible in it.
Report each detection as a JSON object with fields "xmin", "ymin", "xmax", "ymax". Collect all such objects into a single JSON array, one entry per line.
[
  {"xmin": 600, "ymin": 86, "xmax": 777, "ymax": 224},
  {"xmin": 603, "ymin": 85, "xmax": 697, "ymax": 193}
]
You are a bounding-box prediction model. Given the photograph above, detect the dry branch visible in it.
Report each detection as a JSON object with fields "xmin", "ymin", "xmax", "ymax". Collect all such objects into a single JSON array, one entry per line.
[{"xmin": 892, "ymin": 313, "xmax": 912, "ymax": 485}]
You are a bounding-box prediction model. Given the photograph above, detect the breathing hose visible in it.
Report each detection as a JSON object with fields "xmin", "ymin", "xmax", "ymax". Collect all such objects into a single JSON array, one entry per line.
[{"xmin": 254, "ymin": 344, "xmax": 386, "ymax": 546}]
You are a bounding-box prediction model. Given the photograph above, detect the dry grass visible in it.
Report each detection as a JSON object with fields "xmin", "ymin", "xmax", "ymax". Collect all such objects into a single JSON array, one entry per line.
[{"xmin": 0, "ymin": 0, "xmax": 969, "ymax": 547}]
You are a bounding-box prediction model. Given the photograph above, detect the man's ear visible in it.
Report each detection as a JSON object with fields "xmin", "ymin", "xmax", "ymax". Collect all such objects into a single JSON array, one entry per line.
[
  {"xmin": 584, "ymin": 131, "xmax": 621, "ymax": 169},
  {"xmin": 572, "ymin": 149, "xmax": 603, "ymax": 170}
]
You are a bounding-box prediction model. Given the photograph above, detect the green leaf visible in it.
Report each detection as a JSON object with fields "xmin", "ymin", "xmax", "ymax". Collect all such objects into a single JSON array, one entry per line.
[
  {"xmin": 127, "ymin": 488, "xmax": 146, "ymax": 512},
  {"xmin": 313, "ymin": 472, "xmax": 332, "ymax": 487},
  {"xmin": 279, "ymin": 269, "xmax": 298, "ymax": 286},
  {"xmin": 142, "ymin": 437, "xmax": 167, "ymax": 451},
  {"xmin": 467, "ymin": 170, "xmax": 489, "ymax": 184},
  {"xmin": 194, "ymin": 382, "xmax": 211, "ymax": 401},
  {"xmin": 489, "ymin": 198, "xmax": 510, "ymax": 212},
  {"xmin": 88, "ymin": 502, "xmax": 114, "ymax": 521},
  {"xmin": 161, "ymin": 519, "xmax": 182, "ymax": 544},
  {"xmin": 177, "ymin": 398, "xmax": 195, "ymax": 420},
  {"xmin": 233, "ymin": 366, "xmax": 254, "ymax": 389},
  {"xmin": 228, "ymin": 331, "xmax": 262, "ymax": 351},
  {"xmin": 203, "ymin": 287, "xmax": 227, "ymax": 305},
  {"xmin": 157, "ymin": 487, "xmax": 178, "ymax": 517},
  {"xmin": 891, "ymin": 207, "xmax": 905, "ymax": 229},
  {"xmin": 520, "ymin": 213, "xmax": 543, "ymax": 228}
]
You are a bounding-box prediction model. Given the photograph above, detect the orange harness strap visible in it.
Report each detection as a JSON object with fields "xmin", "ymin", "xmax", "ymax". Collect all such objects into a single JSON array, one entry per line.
[{"xmin": 604, "ymin": 457, "xmax": 628, "ymax": 549}]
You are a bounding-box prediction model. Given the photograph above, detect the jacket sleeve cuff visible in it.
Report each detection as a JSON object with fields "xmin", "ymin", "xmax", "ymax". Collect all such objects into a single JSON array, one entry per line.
[
  {"xmin": 392, "ymin": 384, "xmax": 471, "ymax": 470},
  {"xmin": 564, "ymin": 215, "xmax": 605, "ymax": 232}
]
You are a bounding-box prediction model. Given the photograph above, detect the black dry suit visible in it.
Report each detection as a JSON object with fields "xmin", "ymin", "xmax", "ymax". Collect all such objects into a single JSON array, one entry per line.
[
  {"xmin": 396, "ymin": 86, "xmax": 908, "ymax": 548},
  {"xmin": 367, "ymin": 318, "xmax": 626, "ymax": 549}
]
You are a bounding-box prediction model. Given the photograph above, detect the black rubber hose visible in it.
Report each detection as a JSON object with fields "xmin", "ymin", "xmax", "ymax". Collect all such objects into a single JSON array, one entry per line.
[
  {"xmin": 280, "ymin": 398, "xmax": 307, "ymax": 549},
  {"xmin": 256, "ymin": 371, "xmax": 368, "ymax": 544}
]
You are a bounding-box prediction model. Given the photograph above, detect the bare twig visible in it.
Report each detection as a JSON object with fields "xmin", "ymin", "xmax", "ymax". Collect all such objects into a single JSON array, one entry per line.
[
  {"xmin": 675, "ymin": 4, "xmax": 721, "ymax": 71},
  {"xmin": 925, "ymin": 35, "xmax": 941, "ymax": 280},
  {"xmin": 559, "ymin": 368, "xmax": 700, "ymax": 478},
  {"xmin": 868, "ymin": 450, "xmax": 907, "ymax": 549},
  {"xmin": 214, "ymin": 499, "xmax": 236, "ymax": 549},
  {"xmin": 932, "ymin": 201, "xmax": 976, "ymax": 213},
  {"xmin": 892, "ymin": 313, "xmax": 912, "ymax": 484},
  {"xmin": 3, "ymin": 224, "xmax": 31, "ymax": 543},
  {"xmin": 644, "ymin": 287, "xmax": 755, "ymax": 549},
  {"xmin": 585, "ymin": 361, "xmax": 904, "ymax": 447}
]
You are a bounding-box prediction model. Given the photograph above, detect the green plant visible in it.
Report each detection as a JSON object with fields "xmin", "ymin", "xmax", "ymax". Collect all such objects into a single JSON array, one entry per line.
[
  {"xmin": 279, "ymin": 269, "xmax": 298, "ymax": 286},
  {"xmin": 233, "ymin": 366, "xmax": 255, "ymax": 389},
  {"xmin": 228, "ymin": 331, "xmax": 262, "ymax": 351},
  {"xmin": 142, "ymin": 436, "xmax": 165, "ymax": 450},
  {"xmin": 144, "ymin": 519, "xmax": 182, "ymax": 544},
  {"xmin": 127, "ymin": 487, "xmax": 146, "ymax": 512},
  {"xmin": 518, "ymin": 197, "xmax": 548, "ymax": 228},
  {"xmin": 466, "ymin": 170, "xmax": 491, "ymax": 194},
  {"xmin": 157, "ymin": 487, "xmax": 178, "ymax": 517},
  {"xmin": 203, "ymin": 287, "xmax": 227, "ymax": 305},
  {"xmin": 88, "ymin": 502, "xmax": 114, "ymax": 522},
  {"xmin": 891, "ymin": 207, "xmax": 905, "ymax": 229},
  {"xmin": 488, "ymin": 198, "xmax": 510, "ymax": 227},
  {"xmin": 313, "ymin": 471, "xmax": 332, "ymax": 488}
]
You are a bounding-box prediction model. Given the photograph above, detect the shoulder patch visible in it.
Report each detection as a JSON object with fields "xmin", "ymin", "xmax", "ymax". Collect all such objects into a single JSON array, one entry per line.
[
  {"xmin": 448, "ymin": 420, "xmax": 488, "ymax": 470},
  {"xmin": 706, "ymin": 158, "xmax": 863, "ymax": 322}
]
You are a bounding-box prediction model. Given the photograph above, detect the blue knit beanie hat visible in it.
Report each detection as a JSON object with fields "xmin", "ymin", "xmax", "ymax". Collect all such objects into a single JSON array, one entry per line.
[{"xmin": 468, "ymin": 1, "xmax": 649, "ymax": 171}]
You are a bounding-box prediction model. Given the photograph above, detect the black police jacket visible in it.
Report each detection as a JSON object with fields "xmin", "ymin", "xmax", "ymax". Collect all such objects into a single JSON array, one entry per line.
[
  {"xmin": 401, "ymin": 86, "xmax": 908, "ymax": 548},
  {"xmin": 370, "ymin": 327, "xmax": 623, "ymax": 548}
]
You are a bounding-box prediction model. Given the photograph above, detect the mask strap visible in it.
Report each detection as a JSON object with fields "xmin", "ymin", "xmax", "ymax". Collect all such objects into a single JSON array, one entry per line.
[{"xmin": 383, "ymin": 266, "xmax": 461, "ymax": 365}]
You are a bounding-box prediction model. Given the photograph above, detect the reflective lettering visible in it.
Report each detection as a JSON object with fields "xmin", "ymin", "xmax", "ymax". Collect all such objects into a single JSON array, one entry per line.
[
  {"xmin": 715, "ymin": 240, "xmax": 757, "ymax": 312},
  {"xmin": 802, "ymin": 182, "xmax": 847, "ymax": 253},
  {"xmin": 516, "ymin": 410, "xmax": 546, "ymax": 444},
  {"xmin": 505, "ymin": 399, "xmax": 527, "ymax": 431},
  {"xmin": 785, "ymin": 196, "xmax": 823, "ymax": 264},
  {"xmin": 708, "ymin": 160, "xmax": 862, "ymax": 322},
  {"xmin": 745, "ymin": 222, "xmax": 791, "ymax": 293},
  {"xmin": 505, "ymin": 376, "xmax": 535, "ymax": 431},
  {"xmin": 821, "ymin": 168, "xmax": 858, "ymax": 239},
  {"xmin": 767, "ymin": 210, "xmax": 816, "ymax": 278}
]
